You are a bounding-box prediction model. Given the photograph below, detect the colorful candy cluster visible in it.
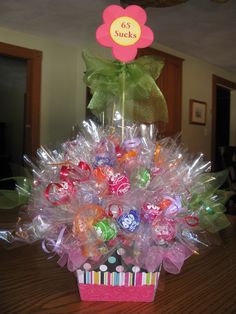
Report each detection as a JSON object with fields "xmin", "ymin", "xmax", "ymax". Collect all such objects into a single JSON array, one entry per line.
[{"xmin": 13, "ymin": 120, "xmax": 229, "ymax": 275}]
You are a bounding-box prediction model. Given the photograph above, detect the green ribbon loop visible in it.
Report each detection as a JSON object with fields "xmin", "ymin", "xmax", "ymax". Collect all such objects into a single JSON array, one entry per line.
[
  {"xmin": 0, "ymin": 177, "xmax": 32, "ymax": 209},
  {"xmin": 189, "ymin": 169, "xmax": 229, "ymax": 205},
  {"xmin": 82, "ymin": 50, "xmax": 168, "ymax": 123},
  {"xmin": 187, "ymin": 170, "xmax": 231, "ymax": 232},
  {"xmin": 199, "ymin": 205, "xmax": 230, "ymax": 233}
]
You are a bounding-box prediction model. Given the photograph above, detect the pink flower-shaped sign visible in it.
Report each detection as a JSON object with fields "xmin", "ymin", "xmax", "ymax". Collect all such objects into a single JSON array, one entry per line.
[{"xmin": 96, "ymin": 5, "xmax": 154, "ymax": 62}]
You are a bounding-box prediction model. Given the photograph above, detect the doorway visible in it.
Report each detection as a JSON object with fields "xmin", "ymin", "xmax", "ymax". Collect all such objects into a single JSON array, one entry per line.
[
  {"xmin": 214, "ymin": 85, "xmax": 230, "ymax": 170},
  {"xmin": 0, "ymin": 42, "xmax": 42, "ymax": 182},
  {"xmin": 0, "ymin": 42, "xmax": 42, "ymax": 157},
  {"xmin": 0, "ymin": 55, "xmax": 26, "ymax": 178},
  {"xmin": 212, "ymin": 75, "xmax": 236, "ymax": 171}
]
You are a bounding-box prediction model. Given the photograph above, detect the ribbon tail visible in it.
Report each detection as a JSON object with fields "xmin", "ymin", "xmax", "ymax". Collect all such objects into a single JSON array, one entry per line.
[
  {"xmin": 125, "ymin": 88, "xmax": 168, "ymax": 123},
  {"xmin": 67, "ymin": 248, "xmax": 87, "ymax": 272},
  {"xmin": 214, "ymin": 189, "xmax": 236, "ymax": 205},
  {"xmin": 57, "ymin": 253, "xmax": 69, "ymax": 268},
  {"xmin": 163, "ymin": 244, "xmax": 193, "ymax": 274},
  {"xmin": 191, "ymin": 169, "xmax": 229, "ymax": 201},
  {"xmin": 87, "ymin": 90, "xmax": 108, "ymax": 114},
  {"xmin": 0, "ymin": 176, "xmax": 32, "ymax": 209},
  {"xmin": 135, "ymin": 55, "xmax": 165, "ymax": 80},
  {"xmin": 82, "ymin": 49, "xmax": 114, "ymax": 74},
  {"xmin": 145, "ymin": 246, "xmax": 164, "ymax": 272},
  {"xmin": 199, "ymin": 210, "xmax": 230, "ymax": 233}
]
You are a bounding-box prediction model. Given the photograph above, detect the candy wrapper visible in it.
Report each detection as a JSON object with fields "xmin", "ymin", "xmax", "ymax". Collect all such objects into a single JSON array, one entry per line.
[{"xmin": 0, "ymin": 120, "xmax": 230, "ymax": 302}]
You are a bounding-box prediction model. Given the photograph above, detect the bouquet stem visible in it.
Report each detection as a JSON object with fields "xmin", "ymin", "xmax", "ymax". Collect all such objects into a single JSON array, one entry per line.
[{"xmin": 121, "ymin": 63, "xmax": 126, "ymax": 141}]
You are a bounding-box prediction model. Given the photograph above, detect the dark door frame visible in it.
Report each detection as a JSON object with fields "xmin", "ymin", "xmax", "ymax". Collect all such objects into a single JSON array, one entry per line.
[
  {"xmin": 0, "ymin": 42, "xmax": 42, "ymax": 156},
  {"xmin": 212, "ymin": 75, "xmax": 236, "ymax": 170}
]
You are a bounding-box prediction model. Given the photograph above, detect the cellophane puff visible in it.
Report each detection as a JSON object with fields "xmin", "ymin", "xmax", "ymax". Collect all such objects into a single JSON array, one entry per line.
[{"xmin": 1, "ymin": 120, "xmax": 230, "ymax": 274}]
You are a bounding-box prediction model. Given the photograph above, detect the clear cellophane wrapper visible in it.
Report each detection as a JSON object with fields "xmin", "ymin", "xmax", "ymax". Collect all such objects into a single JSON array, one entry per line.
[{"xmin": 0, "ymin": 120, "xmax": 230, "ymax": 301}]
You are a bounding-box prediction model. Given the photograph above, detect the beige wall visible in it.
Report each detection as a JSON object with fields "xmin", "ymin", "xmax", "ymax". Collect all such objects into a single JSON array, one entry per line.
[{"xmin": 1, "ymin": 27, "xmax": 236, "ymax": 160}]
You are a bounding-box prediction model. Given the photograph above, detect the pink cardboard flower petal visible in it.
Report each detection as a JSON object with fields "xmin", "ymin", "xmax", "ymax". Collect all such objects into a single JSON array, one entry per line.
[
  {"xmin": 103, "ymin": 5, "xmax": 125, "ymax": 24},
  {"xmin": 112, "ymin": 45, "xmax": 138, "ymax": 63},
  {"xmin": 138, "ymin": 26, "xmax": 154, "ymax": 48},
  {"xmin": 96, "ymin": 24, "xmax": 113, "ymax": 47},
  {"xmin": 96, "ymin": 5, "xmax": 154, "ymax": 62},
  {"xmin": 125, "ymin": 5, "xmax": 147, "ymax": 24}
]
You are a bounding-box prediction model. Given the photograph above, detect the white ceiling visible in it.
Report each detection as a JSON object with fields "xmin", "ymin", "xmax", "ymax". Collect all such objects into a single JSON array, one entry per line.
[{"xmin": 0, "ymin": 0, "xmax": 236, "ymax": 73}]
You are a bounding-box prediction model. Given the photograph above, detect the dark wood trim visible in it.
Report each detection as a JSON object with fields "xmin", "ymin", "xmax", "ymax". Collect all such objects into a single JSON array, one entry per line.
[
  {"xmin": 138, "ymin": 47, "xmax": 184, "ymax": 136},
  {"xmin": 213, "ymin": 75, "xmax": 236, "ymax": 91},
  {"xmin": 138, "ymin": 47, "xmax": 184, "ymax": 65},
  {"xmin": 138, "ymin": 46, "xmax": 184, "ymax": 64},
  {"xmin": 211, "ymin": 75, "xmax": 236, "ymax": 169},
  {"xmin": 0, "ymin": 42, "xmax": 42, "ymax": 156},
  {"xmin": 175, "ymin": 53, "xmax": 183, "ymax": 135}
]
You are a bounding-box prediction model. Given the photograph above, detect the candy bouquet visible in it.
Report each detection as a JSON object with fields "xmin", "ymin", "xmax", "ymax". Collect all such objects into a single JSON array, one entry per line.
[
  {"xmin": 1, "ymin": 118, "xmax": 230, "ymax": 301},
  {"xmin": 0, "ymin": 4, "xmax": 231, "ymax": 302}
]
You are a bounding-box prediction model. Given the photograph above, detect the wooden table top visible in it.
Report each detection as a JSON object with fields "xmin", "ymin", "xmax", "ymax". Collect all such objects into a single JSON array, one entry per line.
[{"xmin": 0, "ymin": 209, "xmax": 235, "ymax": 314}]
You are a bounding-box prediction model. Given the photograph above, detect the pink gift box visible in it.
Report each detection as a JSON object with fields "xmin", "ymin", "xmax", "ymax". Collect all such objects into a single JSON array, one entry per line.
[{"xmin": 77, "ymin": 270, "xmax": 160, "ymax": 302}]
